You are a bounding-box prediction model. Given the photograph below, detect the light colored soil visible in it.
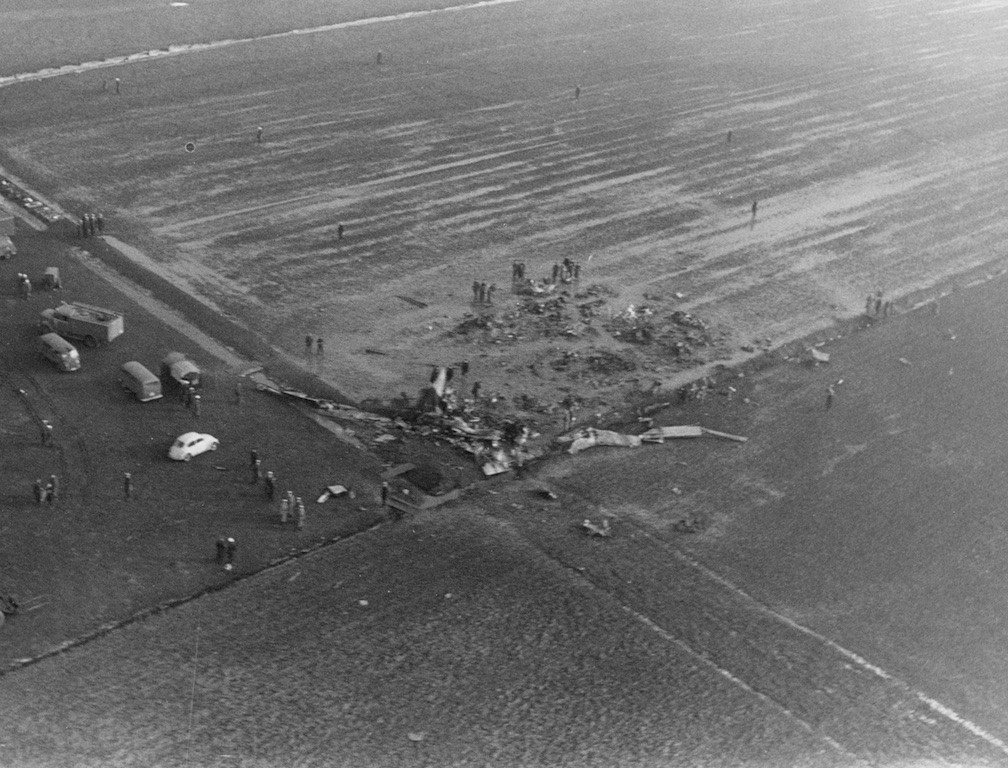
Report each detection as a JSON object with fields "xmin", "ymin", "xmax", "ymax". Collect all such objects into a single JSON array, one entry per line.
[{"xmin": 4, "ymin": 0, "xmax": 1007, "ymax": 420}]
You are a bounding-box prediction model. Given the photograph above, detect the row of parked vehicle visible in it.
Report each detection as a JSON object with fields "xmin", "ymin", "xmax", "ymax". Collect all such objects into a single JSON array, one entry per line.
[
  {"xmin": 36, "ymin": 299, "xmax": 202, "ymax": 398},
  {"xmin": 0, "ymin": 176, "xmax": 62, "ymax": 225},
  {"xmin": 0, "ymin": 178, "xmax": 61, "ymax": 225}
]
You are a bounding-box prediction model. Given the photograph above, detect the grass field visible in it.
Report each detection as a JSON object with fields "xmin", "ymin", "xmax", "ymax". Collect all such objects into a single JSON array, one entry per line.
[
  {"xmin": 4, "ymin": 0, "xmax": 1008, "ymax": 403},
  {"xmin": 0, "ymin": 510, "xmax": 919, "ymax": 767}
]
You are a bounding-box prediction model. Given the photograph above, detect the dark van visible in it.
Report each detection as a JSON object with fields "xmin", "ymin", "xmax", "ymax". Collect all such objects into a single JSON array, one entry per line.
[
  {"xmin": 161, "ymin": 351, "xmax": 201, "ymax": 389},
  {"xmin": 119, "ymin": 361, "xmax": 162, "ymax": 402},
  {"xmin": 38, "ymin": 332, "xmax": 81, "ymax": 372}
]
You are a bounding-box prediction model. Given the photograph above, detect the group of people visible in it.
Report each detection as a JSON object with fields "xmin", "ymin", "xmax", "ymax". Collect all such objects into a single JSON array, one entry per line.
[
  {"xmin": 471, "ymin": 281, "xmax": 497, "ymax": 305},
  {"xmin": 249, "ymin": 450, "xmax": 307, "ymax": 530},
  {"xmin": 32, "ymin": 474, "xmax": 59, "ymax": 505},
  {"xmin": 551, "ymin": 258, "xmax": 581, "ymax": 284},
  {"xmin": 865, "ymin": 291, "xmax": 893, "ymax": 318},
  {"xmin": 77, "ymin": 213, "xmax": 104, "ymax": 238},
  {"xmin": 304, "ymin": 335, "xmax": 325, "ymax": 355},
  {"xmin": 180, "ymin": 384, "xmax": 202, "ymax": 417}
]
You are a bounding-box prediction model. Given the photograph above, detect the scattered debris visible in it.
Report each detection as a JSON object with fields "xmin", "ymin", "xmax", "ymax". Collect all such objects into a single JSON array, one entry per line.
[
  {"xmin": 316, "ymin": 485, "xmax": 349, "ymax": 503},
  {"xmin": 568, "ymin": 428, "xmax": 642, "ymax": 454},
  {"xmin": 582, "ymin": 518, "xmax": 611, "ymax": 538},
  {"xmin": 808, "ymin": 347, "xmax": 830, "ymax": 364},
  {"xmin": 396, "ymin": 295, "xmax": 428, "ymax": 309},
  {"xmin": 640, "ymin": 425, "xmax": 704, "ymax": 442},
  {"xmin": 701, "ymin": 427, "xmax": 749, "ymax": 443}
]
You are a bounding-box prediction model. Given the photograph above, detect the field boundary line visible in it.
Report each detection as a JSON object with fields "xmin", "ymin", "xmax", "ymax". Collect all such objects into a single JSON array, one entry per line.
[
  {"xmin": 0, "ymin": 519, "xmax": 385, "ymax": 678},
  {"xmin": 0, "ymin": 0, "xmax": 525, "ymax": 91},
  {"xmin": 615, "ymin": 603, "xmax": 865, "ymax": 764},
  {"xmin": 670, "ymin": 545, "xmax": 1008, "ymax": 758}
]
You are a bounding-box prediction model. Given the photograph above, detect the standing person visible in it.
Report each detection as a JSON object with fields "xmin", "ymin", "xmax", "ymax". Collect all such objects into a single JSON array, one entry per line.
[
  {"xmin": 316, "ymin": 337, "xmax": 324, "ymax": 356},
  {"xmin": 551, "ymin": 263, "xmax": 560, "ymax": 283},
  {"xmin": 296, "ymin": 497, "xmax": 306, "ymax": 529},
  {"xmin": 486, "ymin": 284, "xmax": 496, "ymax": 305},
  {"xmin": 41, "ymin": 420, "xmax": 53, "ymax": 446},
  {"xmin": 224, "ymin": 537, "xmax": 236, "ymax": 570},
  {"xmin": 279, "ymin": 495, "xmax": 290, "ymax": 524},
  {"xmin": 123, "ymin": 472, "xmax": 133, "ymax": 501},
  {"xmin": 234, "ymin": 384, "xmax": 243, "ymax": 405},
  {"xmin": 751, "ymin": 200, "xmax": 758, "ymax": 218},
  {"xmin": 191, "ymin": 393, "xmax": 202, "ymax": 418},
  {"xmin": 256, "ymin": 125, "xmax": 263, "ymax": 144},
  {"xmin": 865, "ymin": 294, "xmax": 874, "ymax": 316},
  {"xmin": 574, "ymin": 85, "xmax": 581, "ymax": 100},
  {"xmin": 96, "ymin": 213, "xmax": 104, "ymax": 233},
  {"xmin": 102, "ymin": 79, "xmax": 108, "ymax": 93},
  {"xmin": 33, "ymin": 478, "xmax": 43, "ymax": 505},
  {"xmin": 20, "ymin": 276, "xmax": 31, "ymax": 300},
  {"xmin": 250, "ymin": 449, "xmax": 259, "ymax": 470},
  {"xmin": 825, "ymin": 385, "xmax": 835, "ymax": 411},
  {"xmin": 48, "ymin": 474, "xmax": 58, "ymax": 504},
  {"xmin": 573, "ymin": 263, "xmax": 581, "ymax": 281},
  {"xmin": 478, "ymin": 282, "xmax": 487, "ymax": 304},
  {"xmin": 472, "ymin": 280, "xmax": 480, "ymax": 303},
  {"xmin": 381, "ymin": 481, "xmax": 389, "ymax": 507},
  {"xmin": 874, "ymin": 295, "xmax": 883, "ymax": 316},
  {"xmin": 305, "ymin": 335, "xmax": 313, "ymax": 354},
  {"xmin": 264, "ymin": 471, "xmax": 276, "ymax": 501},
  {"xmin": 114, "ymin": 77, "xmax": 121, "ymax": 94},
  {"xmin": 376, "ymin": 51, "xmax": 383, "ymax": 65},
  {"xmin": 45, "ymin": 482, "xmax": 55, "ymax": 506},
  {"xmin": 250, "ymin": 458, "xmax": 262, "ymax": 485},
  {"xmin": 337, "ymin": 223, "xmax": 345, "ymax": 240},
  {"xmin": 726, "ymin": 129, "xmax": 732, "ymax": 144},
  {"xmin": 471, "ymin": 381, "xmax": 481, "ymax": 400}
]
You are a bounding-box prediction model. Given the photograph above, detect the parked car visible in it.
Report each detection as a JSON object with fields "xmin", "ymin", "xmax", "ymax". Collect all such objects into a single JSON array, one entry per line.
[
  {"xmin": 38, "ymin": 332, "xmax": 81, "ymax": 372},
  {"xmin": 161, "ymin": 351, "xmax": 202, "ymax": 389},
  {"xmin": 119, "ymin": 361, "xmax": 162, "ymax": 402},
  {"xmin": 168, "ymin": 432, "xmax": 219, "ymax": 461}
]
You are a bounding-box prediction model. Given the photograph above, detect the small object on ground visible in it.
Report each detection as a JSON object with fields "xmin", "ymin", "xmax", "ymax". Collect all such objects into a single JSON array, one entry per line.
[
  {"xmin": 407, "ymin": 732, "xmax": 426, "ymax": 742},
  {"xmin": 396, "ymin": 295, "xmax": 428, "ymax": 309},
  {"xmin": 582, "ymin": 518, "xmax": 611, "ymax": 538},
  {"xmin": 358, "ymin": 599, "xmax": 369, "ymax": 607},
  {"xmin": 316, "ymin": 485, "xmax": 349, "ymax": 503},
  {"xmin": 898, "ymin": 357, "xmax": 912, "ymax": 366},
  {"xmin": 808, "ymin": 347, "xmax": 830, "ymax": 364}
]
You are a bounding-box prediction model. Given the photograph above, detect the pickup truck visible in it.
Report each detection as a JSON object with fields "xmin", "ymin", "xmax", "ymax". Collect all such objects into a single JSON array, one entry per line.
[{"xmin": 39, "ymin": 301, "xmax": 124, "ymax": 347}]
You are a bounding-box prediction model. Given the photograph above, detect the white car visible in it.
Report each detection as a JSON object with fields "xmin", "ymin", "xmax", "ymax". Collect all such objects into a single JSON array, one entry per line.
[{"xmin": 168, "ymin": 432, "xmax": 219, "ymax": 461}]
